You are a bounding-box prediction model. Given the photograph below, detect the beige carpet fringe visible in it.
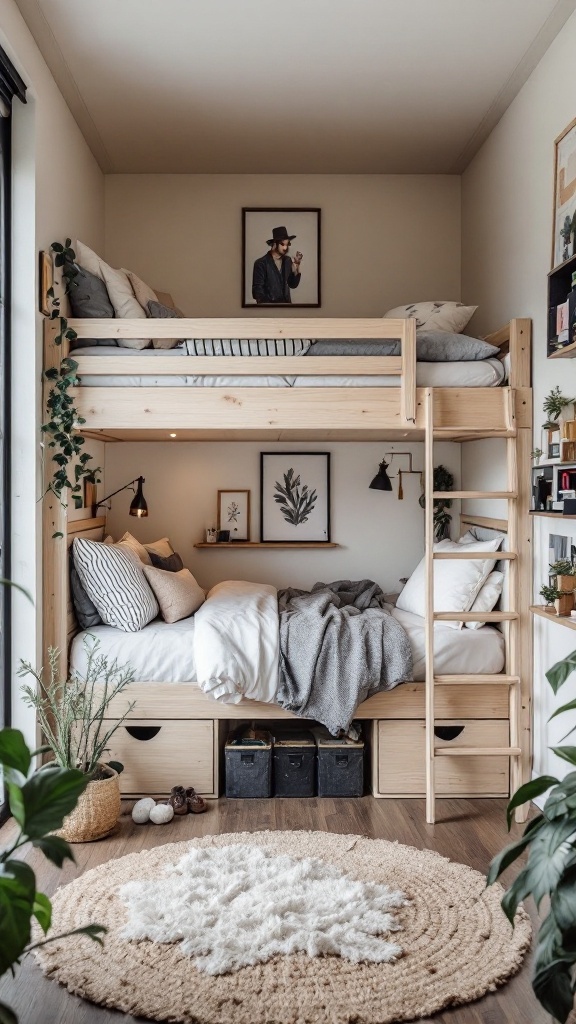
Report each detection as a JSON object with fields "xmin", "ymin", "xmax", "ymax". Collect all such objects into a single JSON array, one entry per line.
[{"xmin": 35, "ymin": 830, "xmax": 531, "ymax": 1024}]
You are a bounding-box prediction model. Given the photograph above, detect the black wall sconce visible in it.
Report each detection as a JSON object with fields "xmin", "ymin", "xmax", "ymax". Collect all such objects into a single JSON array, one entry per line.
[
  {"xmin": 94, "ymin": 476, "xmax": 148, "ymax": 517},
  {"xmin": 369, "ymin": 453, "xmax": 423, "ymax": 500}
]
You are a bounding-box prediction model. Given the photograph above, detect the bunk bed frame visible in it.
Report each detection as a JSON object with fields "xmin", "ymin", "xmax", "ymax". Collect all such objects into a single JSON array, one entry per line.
[{"xmin": 42, "ymin": 316, "xmax": 533, "ymax": 823}]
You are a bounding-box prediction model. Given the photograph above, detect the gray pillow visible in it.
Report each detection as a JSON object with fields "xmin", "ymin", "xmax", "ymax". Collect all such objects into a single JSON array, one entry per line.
[
  {"xmin": 148, "ymin": 550, "xmax": 184, "ymax": 573},
  {"xmin": 69, "ymin": 265, "xmax": 118, "ymax": 348},
  {"xmin": 147, "ymin": 300, "xmax": 182, "ymax": 318},
  {"xmin": 69, "ymin": 553, "xmax": 102, "ymax": 629},
  {"xmin": 306, "ymin": 331, "xmax": 499, "ymax": 362}
]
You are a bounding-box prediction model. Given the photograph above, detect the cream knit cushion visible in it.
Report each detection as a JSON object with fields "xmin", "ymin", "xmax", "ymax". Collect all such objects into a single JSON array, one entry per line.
[
  {"xmin": 143, "ymin": 566, "xmax": 205, "ymax": 622},
  {"xmin": 144, "ymin": 537, "xmax": 174, "ymax": 559},
  {"xmin": 384, "ymin": 301, "xmax": 477, "ymax": 334}
]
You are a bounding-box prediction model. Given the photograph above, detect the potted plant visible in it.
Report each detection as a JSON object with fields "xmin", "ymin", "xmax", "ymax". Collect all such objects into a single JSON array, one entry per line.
[
  {"xmin": 0, "ymin": 727, "xmax": 106, "ymax": 1023},
  {"xmin": 488, "ymin": 646, "xmax": 576, "ymax": 1023},
  {"xmin": 555, "ymin": 591, "xmax": 574, "ymax": 616},
  {"xmin": 19, "ymin": 642, "xmax": 135, "ymax": 843},
  {"xmin": 542, "ymin": 385, "xmax": 575, "ymax": 431},
  {"xmin": 539, "ymin": 583, "xmax": 559, "ymax": 612},
  {"xmin": 549, "ymin": 559, "xmax": 576, "ymax": 593}
]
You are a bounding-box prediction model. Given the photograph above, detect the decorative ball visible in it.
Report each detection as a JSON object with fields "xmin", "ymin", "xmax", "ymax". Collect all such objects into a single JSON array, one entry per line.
[
  {"xmin": 149, "ymin": 803, "xmax": 174, "ymax": 825},
  {"xmin": 131, "ymin": 797, "xmax": 156, "ymax": 824}
]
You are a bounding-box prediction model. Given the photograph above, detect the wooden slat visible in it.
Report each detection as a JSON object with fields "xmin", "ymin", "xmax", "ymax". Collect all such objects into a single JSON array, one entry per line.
[
  {"xmin": 74, "ymin": 355, "xmax": 403, "ymax": 376},
  {"xmin": 434, "ymin": 675, "xmax": 519, "ymax": 685},
  {"xmin": 67, "ymin": 516, "xmax": 106, "ymax": 537},
  {"xmin": 460, "ymin": 513, "xmax": 508, "ymax": 532},
  {"xmin": 68, "ymin": 317, "xmax": 409, "ymax": 340},
  {"xmin": 433, "ymin": 551, "xmax": 517, "ymax": 560},
  {"xmin": 434, "ymin": 611, "xmax": 518, "ymax": 621},
  {"xmin": 435, "ymin": 746, "xmax": 521, "ymax": 757},
  {"xmin": 401, "ymin": 315, "xmax": 416, "ymax": 424},
  {"xmin": 433, "ymin": 491, "xmax": 516, "ymax": 499}
]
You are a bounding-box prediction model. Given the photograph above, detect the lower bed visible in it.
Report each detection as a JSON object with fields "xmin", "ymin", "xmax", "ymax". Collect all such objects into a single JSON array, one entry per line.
[{"xmin": 70, "ymin": 607, "xmax": 505, "ymax": 685}]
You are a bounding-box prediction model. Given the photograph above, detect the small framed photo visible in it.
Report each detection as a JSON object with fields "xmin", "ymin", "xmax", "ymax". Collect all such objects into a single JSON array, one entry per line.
[
  {"xmin": 552, "ymin": 118, "xmax": 576, "ymax": 268},
  {"xmin": 38, "ymin": 250, "xmax": 53, "ymax": 315},
  {"xmin": 260, "ymin": 452, "xmax": 330, "ymax": 542},
  {"xmin": 242, "ymin": 207, "xmax": 321, "ymax": 308},
  {"xmin": 217, "ymin": 489, "xmax": 251, "ymax": 542}
]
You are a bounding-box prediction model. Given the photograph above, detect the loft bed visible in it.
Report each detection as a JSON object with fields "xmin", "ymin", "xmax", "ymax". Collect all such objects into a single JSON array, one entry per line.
[{"xmin": 42, "ymin": 317, "xmax": 533, "ymax": 823}]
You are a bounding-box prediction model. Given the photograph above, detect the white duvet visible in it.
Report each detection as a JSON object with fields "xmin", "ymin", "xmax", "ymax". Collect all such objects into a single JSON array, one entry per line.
[{"xmin": 192, "ymin": 580, "xmax": 279, "ymax": 704}]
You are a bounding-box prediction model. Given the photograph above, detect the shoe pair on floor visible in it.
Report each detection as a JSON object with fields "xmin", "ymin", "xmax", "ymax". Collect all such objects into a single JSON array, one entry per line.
[{"xmin": 168, "ymin": 785, "xmax": 207, "ymax": 815}]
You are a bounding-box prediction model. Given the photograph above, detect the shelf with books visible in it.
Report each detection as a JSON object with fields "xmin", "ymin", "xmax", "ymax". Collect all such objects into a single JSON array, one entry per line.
[{"xmin": 548, "ymin": 252, "xmax": 576, "ymax": 356}]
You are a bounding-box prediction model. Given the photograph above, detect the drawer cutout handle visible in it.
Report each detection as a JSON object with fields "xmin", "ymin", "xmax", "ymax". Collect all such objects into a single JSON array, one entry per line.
[
  {"xmin": 125, "ymin": 726, "xmax": 161, "ymax": 742},
  {"xmin": 288, "ymin": 755, "xmax": 303, "ymax": 768},
  {"xmin": 434, "ymin": 725, "xmax": 465, "ymax": 742},
  {"xmin": 335, "ymin": 754, "xmax": 349, "ymax": 767},
  {"xmin": 241, "ymin": 753, "xmax": 255, "ymax": 766}
]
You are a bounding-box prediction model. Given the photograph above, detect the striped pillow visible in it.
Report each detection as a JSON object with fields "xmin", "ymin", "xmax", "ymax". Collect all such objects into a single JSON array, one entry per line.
[
  {"xmin": 72, "ymin": 538, "xmax": 159, "ymax": 632},
  {"xmin": 184, "ymin": 338, "xmax": 310, "ymax": 356}
]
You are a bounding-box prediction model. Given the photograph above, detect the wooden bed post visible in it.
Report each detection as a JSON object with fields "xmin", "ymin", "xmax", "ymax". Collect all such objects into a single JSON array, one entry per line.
[
  {"xmin": 42, "ymin": 318, "xmax": 69, "ymax": 674},
  {"xmin": 424, "ymin": 388, "xmax": 436, "ymax": 824},
  {"xmin": 401, "ymin": 317, "xmax": 417, "ymax": 425}
]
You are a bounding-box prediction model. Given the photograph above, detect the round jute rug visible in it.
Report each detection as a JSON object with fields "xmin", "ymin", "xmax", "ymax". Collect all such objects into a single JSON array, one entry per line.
[{"xmin": 35, "ymin": 830, "xmax": 531, "ymax": 1024}]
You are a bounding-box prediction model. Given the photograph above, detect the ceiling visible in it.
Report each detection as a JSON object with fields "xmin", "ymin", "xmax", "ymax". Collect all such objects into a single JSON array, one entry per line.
[{"xmin": 14, "ymin": 0, "xmax": 576, "ymax": 174}]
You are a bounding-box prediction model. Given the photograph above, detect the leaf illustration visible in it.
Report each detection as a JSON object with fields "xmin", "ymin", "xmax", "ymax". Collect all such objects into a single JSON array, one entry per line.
[{"xmin": 273, "ymin": 469, "xmax": 317, "ymax": 526}]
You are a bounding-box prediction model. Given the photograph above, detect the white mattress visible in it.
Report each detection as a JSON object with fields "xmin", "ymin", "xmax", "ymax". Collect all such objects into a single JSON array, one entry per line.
[
  {"xmin": 70, "ymin": 607, "xmax": 504, "ymax": 685},
  {"xmin": 70, "ymin": 347, "xmax": 505, "ymax": 389}
]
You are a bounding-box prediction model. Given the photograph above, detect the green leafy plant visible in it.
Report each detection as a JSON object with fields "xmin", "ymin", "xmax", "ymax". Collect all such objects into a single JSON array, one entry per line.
[
  {"xmin": 530, "ymin": 447, "xmax": 543, "ymax": 462},
  {"xmin": 488, "ymin": 648, "xmax": 576, "ymax": 1022},
  {"xmin": 273, "ymin": 469, "xmax": 318, "ymax": 526},
  {"xmin": 540, "ymin": 583, "xmax": 560, "ymax": 606},
  {"xmin": 0, "ymin": 727, "xmax": 106, "ymax": 1024},
  {"xmin": 19, "ymin": 642, "xmax": 135, "ymax": 778},
  {"xmin": 542, "ymin": 386, "xmax": 575, "ymax": 430},
  {"xmin": 418, "ymin": 464, "xmax": 454, "ymax": 541},
  {"xmin": 549, "ymin": 560, "xmax": 576, "ymax": 578},
  {"xmin": 41, "ymin": 240, "xmax": 101, "ymax": 509}
]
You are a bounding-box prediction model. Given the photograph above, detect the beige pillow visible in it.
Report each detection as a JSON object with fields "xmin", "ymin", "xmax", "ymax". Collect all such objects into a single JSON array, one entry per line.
[
  {"xmin": 144, "ymin": 536, "xmax": 174, "ymax": 559},
  {"xmin": 143, "ymin": 566, "xmax": 205, "ymax": 622},
  {"xmin": 384, "ymin": 301, "xmax": 477, "ymax": 334},
  {"xmin": 117, "ymin": 531, "xmax": 152, "ymax": 565},
  {"xmin": 124, "ymin": 270, "xmax": 158, "ymax": 309},
  {"xmin": 75, "ymin": 241, "xmax": 150, "ymax": 350}
]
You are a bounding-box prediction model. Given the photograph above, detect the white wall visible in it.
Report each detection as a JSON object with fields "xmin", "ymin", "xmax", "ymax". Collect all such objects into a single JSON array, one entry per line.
[
  {"xmin": 104, "ymin": 174, "xmax": 461, "ymax": 317},
  {"xmin": 1, "ymin": 0, "xmax": 105, "ymax": 744},
  {"xmin": 103, "ymin": 440, "xmax": 460, "ymax": 593},
  {"xmin": 461, "ymin": 10, "xmax": 576, "ymax": 781}
]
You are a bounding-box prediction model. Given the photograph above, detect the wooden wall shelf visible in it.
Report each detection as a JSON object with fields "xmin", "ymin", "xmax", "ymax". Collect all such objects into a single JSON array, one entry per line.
[
  {"xmin": 529, "ymin": 511, "xmax": 576, "ymax": 520},
  {"xmin": 194, "ymin": 542, "xmax": 340, "ymax": 549},
  {"xmin": 530, "ymin": 605, "xmax": 576, "ymax": 630}
]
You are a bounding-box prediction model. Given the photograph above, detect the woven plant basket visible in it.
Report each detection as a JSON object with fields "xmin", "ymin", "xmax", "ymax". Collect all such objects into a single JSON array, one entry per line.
[{"xmin": 55, "ymin": 765, "xmax": 120, "ymax": 843}]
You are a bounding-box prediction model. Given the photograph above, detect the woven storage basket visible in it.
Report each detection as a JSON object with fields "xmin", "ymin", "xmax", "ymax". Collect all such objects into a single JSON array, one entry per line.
[{"xmin": 56, "ymin": 765, "xmax": 120, "ymax": 843}]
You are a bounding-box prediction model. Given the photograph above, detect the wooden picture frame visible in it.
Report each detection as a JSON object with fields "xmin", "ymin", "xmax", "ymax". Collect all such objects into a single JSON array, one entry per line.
[
  {"xmin": 242, "ymin": 207, "xmax": 321, "ymax": 308},
  {"xmin": 217, "ymin": 489, "xmax": 251, "ymax": 542},
  {"xmin": 260, "ymin": 452, "xmax": 330, "ymax": 542},
  {"xmin": 38, "ymin": 250, "xmax": 53, "ymax": 315},
  {"xmin": 552, "ymin": 117, "xmax": 576, "ymax": 269}
]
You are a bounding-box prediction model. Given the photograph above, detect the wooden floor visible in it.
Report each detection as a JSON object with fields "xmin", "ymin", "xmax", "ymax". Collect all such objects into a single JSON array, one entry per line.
[{"xmin": 0, "ymin": 797, "xmax": 553, "ymax": 1024}]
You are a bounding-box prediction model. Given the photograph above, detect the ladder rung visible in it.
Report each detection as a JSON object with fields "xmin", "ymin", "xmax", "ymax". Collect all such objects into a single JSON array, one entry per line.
[
  {"xmin": 433, "ymin": 551, "xmax": 517, "ymax": 560},
  {"xmin": 434, "ymin": 746, "xmax": 522, "ymax": 757},
  {"xmin": 432, "ymin": 491, "xmax": 517, "ymax": 499},
  {"xmin": 433, "ymin": 611, "xmax": 518, "ymax": 621},
  {"xmin": 433, "ymin": 429, "xmax": 517, "ymax": 438},
  {"xmin": 434, "ymin": 674, "xmax": 520, "ymax": 685}
]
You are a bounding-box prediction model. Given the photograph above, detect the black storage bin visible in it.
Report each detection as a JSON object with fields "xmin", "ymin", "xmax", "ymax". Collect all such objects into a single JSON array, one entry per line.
[
  {"xmin": 225, "ymin": 729, "xmax": 272, "ymax": 798},
  {"xmin": 273, "ymin": 729, "xmax": 316, "ymax": 797},
  {"xmin": 313, "ymin": 725, "xmax": 364, "ymax": 797}
]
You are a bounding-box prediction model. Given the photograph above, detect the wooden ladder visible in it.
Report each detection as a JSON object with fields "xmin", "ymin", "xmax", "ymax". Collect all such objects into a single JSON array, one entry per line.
[{"xmin": 424, "ymin": 388, "xmax": 522, "ymax": 824}]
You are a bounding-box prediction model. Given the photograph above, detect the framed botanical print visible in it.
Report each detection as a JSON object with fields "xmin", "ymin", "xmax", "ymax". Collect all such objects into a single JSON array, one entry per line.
[
  {"xmin": 260, "ymin": 452, "xmax": 330, "ymax": 542},
  {"xmin": 552, "ymin": 117, "xmax": 576, "ymax": 268},
  {"xmin": 242, "ymin": 208, "xmax": 321, "ymax": 308},
  {"xmin": 217, "ymin": 490, "xmax": 250, "ymax": 542}
]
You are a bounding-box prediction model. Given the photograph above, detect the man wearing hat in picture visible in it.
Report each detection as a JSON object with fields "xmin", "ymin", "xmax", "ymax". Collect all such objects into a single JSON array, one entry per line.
[{"xmin": 252, "ymin": 226, "xmax": 303, "ymax": 303}]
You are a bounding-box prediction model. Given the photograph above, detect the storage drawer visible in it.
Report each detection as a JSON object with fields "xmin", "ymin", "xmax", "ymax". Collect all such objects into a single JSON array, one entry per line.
[
  {"xmin": 376, "ymin": 719, "xmax": 509, "ymax": 797},
  {"xmin": 101, "ymin": 719, "xmax": 215, "ymax": 797}
]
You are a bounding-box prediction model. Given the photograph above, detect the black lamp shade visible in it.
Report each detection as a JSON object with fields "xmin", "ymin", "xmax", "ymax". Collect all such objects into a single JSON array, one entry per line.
[
  {"xmin": 129, "ymin": 476, "xmax": 148, "ymax": 517},
  {"xmin": 369, "ymin": 460, "xmax": 393, "ymax": 491}
]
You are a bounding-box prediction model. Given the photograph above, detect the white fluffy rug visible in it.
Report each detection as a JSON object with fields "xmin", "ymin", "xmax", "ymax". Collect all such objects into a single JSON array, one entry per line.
[{"xmin": 119, "ymin": 844, "xmax": 407, "ymax": 974}]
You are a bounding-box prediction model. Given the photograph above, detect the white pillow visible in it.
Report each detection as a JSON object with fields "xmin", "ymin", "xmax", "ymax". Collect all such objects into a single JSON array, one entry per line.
[
  {"xmin": 144, "ymin": 537, "xmax": 174, "ymax": 559},
  {"xmin": 143, "ymin": 566, "xmax": 205, "ymax": 623},
  {"xmin": 75, "ymin": 241, "xmax": 150, "ymax": 350},
  {"xmin": 465, "ymin": 571, "xmax": 504, "ymax": 630},
  {"xmin": 384, "ymin": 301, "xmax": 477, "ymax": 334},
  {"xmin": 72, "ymin": 538, "xmax": 159, "ymax": 632},
  {"xmin": 396, "ymin": 538, "xmax": 502, "ymax": 629}
]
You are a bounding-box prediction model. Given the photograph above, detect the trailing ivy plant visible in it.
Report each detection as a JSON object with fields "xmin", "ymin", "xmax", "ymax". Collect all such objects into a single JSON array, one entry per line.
[
  {"xmin": 418, "ymin": 464, "xmax": 454, "ymax": 541},
  {"xmin": 488, "ymin": 648, "xmax": 576, "ymax": 1022},
  {"xmin": 41, "ymin": 240, "xmax": 101, "ymax": 510}
]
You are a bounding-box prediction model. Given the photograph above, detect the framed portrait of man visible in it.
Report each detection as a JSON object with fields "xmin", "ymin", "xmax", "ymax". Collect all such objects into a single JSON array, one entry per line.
[{"xmin": 242, "ymin": 208, "xmax": 321, "ymax": 308}]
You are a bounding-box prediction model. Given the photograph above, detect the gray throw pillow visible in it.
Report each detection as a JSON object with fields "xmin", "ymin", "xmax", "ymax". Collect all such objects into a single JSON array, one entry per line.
[
  {"xmin": 147, "ymin": 300, "xmax": 182, "ymax": 318},
  {"xmin": 306, "ymin": 331, "xmax": 499, "ymax": 362},
  {"xmin": 148, "ymin": 550, "xmax": 184, "ymax": 573},
  {"xmin": 69, "ymin": 553, "xmax": 102, "ymax": 629},
  {"xmin": 69, "ymin": 264, "xmax": 118, "ymax": 348}
]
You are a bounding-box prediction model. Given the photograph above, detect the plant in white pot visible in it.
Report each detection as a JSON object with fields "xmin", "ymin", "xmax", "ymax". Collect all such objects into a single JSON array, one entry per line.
[{"xmin": 19, "ymin": 642, "xmax": 135, "ymax": 843}]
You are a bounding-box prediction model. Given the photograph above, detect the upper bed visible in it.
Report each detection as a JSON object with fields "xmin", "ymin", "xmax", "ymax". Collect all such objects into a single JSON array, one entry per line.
[{"xmin": 44, "ymin": 316, "xmax": 532, "ymax": 441}]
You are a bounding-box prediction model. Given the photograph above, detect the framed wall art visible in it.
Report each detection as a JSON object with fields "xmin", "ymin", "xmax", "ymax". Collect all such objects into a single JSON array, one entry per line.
[
  {"xmin": 38, "ymin": 250, "xmax": 53, "ymax": 315},
  {"xmin": 242, "ymin": 207, "xmax": 321, "ymax": 308},
  {"xmin": 260, "ymin": 452, "xmax": 330, "ymax": 542},
  {"xmin": 217, "ymin": 489, "xmax": 251, "ymax": 542},
  {"xmin": 552, "ymin": 118, "xmax": 576, "ymax": 268}
]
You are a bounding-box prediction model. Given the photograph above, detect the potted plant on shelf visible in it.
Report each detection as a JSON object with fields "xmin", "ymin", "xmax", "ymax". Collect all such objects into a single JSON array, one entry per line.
[
  {"xmin": 488, "ymin": 646, "xmax": 576, "ymax": 1023},
  {"xmin": 549, "ymin": 559, "xmax": 576, "ymax": 593},
  {"xmin": 19, "ymin": 642, "xmax": 135, "ymax": 843},
  {"xmin": 542, "ymin": 385, "xmax": 575, "ymax": 431},
  {"xmin": 539, "ymin": 583, "xmax": 559, "ymax": 612},
  {"xmin": 555, "ymin": 591, "xmax": 574, "ymax": 617}
]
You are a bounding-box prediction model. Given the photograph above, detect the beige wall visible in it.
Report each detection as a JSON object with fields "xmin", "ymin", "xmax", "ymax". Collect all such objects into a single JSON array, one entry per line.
[
  {"xmin": 461, "ymin": 10, "xmax": 576, "ymax": 784},
  {"xmin": 104, "ymin": 440, "xmax": 460, "ymax": 594},
  {"xmin": 1, "ymin": 0, "xmax": 105, "ymax": 743},
  {"xmin": 104, "ymin": 174, "xmax": 461, "ymax": 316}
]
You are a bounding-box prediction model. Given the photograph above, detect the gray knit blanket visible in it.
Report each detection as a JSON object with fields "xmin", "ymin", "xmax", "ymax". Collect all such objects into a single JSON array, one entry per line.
[{"xmin": 276, "ymin": 580, "xmax": 413, "ymax": 735}]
